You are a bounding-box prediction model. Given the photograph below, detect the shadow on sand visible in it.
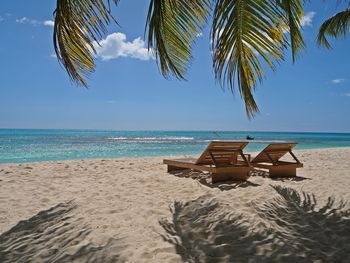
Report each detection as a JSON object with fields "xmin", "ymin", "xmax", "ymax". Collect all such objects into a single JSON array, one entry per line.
[
  {"xmin": 250, "ymin": 169, "xmax": 311, "ymax": 181},
  {"xmin": 169, "ymin": 170, "xmax": 260, "ymax": 191},
  {"xmin": 160, "ymin": 186, "xmax": 350, "ymax": 262},
  {"xmin": 169, "ymin": 168, "xmax": 310, "ymax": 191},
  {"xmin": 0, "ymin": 202, "xmax": 123, "ymax": 263}
]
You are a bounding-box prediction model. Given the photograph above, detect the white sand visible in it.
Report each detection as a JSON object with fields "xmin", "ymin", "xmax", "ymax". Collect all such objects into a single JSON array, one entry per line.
[{"xmin": 1, "ymin": 148, "xmax": 350, "ymax": 262}]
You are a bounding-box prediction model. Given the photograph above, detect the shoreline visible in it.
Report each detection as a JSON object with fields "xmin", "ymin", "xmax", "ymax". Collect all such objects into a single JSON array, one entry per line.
[{"xmin": 1, "ymin": 146, "xmax": 350, "ymax": 166}]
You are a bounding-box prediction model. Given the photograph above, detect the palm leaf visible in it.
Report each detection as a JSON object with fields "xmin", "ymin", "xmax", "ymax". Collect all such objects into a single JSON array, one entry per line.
[
  {"xmin": 317, "ymin": 8, "xmax": 350, "ymax": 48},
  {"xmin": 145, "ymin": 0, "xmax": 210, "ymax": 79},
  {"xmin": 211, "ymin": 0, "xmax": 292, "ymax": 118},
  {"xmin": 53, "ymin": 0, "xmax": 307, "ymax": 119},
  {"xmin": 278, "ymin": 0, "xmax": 305, "ymax": 61},
  {"xmin": 53, "ymin": 0, "xmax": 118, "ymax": 86}
]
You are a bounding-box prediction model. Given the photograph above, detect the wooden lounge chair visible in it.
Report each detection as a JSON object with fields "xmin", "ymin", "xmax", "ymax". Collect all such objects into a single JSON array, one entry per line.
[
  {"xmin": 250, "ymin": 143, "xmax": 303, "ymax": 177},
  {"xmin": 163, "ymin": 141, "xmax": 253, "ymax": 183}
]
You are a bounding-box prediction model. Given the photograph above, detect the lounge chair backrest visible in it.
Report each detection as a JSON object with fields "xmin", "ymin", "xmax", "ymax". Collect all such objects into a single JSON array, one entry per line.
[
  {"xmin": 251, "ymin": 143, "xmax": 297, "ymax": 164},
  {"xmin": 196, "ymin": 141, "xmax": 249, "ymax": 166}
]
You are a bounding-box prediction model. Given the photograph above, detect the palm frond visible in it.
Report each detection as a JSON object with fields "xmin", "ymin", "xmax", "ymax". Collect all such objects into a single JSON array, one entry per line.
[
  {"xmin": 317, "ymin": 8, "xmax": 350, "ymax": 48},
  {"xmin": 211, "ymin": 0, "xmax": 289, "ymax": 118},
  {"xmin": 278, "ymin": 0, "xmax": 305, "ymax": 61},
  {"xmin": 146, "ymin": 0, "xmax": 210, "ymax": 79},
  {"xmin": 53, "ymin": 0, "xmax": 118, "ymax": 86}
]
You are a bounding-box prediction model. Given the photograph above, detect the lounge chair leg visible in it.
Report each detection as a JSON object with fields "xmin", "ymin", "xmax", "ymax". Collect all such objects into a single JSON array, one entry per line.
[
  {"xmin": 269, "ymin": 167, "xmax": 296, "ymax": 177},
  {"xmin": 167, "ymin": 165, "xmax": 187, "ymax": 172},
  {"xmin": 212, "ymin": 173, "xmax": 233, "ymax": 183},
  {"xmin": 212, "ymin": 171, "xmax": 249, "ymax": 183}
]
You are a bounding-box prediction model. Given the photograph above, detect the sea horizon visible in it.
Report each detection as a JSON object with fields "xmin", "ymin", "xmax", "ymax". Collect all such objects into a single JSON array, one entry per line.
[
  {"xmin": 1, "ymin": 128, "xmax": 350, "ymax": 134},
  {"xmin": 1, "ymin": 129, "xmax": 350, "ymax": 164}
]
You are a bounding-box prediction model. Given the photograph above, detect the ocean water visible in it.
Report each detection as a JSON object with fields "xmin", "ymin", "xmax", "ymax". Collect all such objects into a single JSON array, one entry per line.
[{"xmin": 0, "ymin": 129, "xmax": 350, "ymax": 164}]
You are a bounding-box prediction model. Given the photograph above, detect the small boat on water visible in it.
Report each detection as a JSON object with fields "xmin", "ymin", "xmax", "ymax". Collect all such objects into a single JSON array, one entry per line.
[{"xmin": 246, "ymin": 135, "xmax": 254, "ymax": 140}]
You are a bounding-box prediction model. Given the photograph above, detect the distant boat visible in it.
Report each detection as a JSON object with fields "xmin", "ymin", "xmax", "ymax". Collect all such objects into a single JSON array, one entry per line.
[{"xmin": 246, "ymin": 135, "xmax": 254, "ymax": 140}]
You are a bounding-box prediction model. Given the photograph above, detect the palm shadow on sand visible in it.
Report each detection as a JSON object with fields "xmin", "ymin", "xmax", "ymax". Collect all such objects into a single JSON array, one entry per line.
[
  {"xmin": 160, "ymin": 186, "xmax": 350, "ymax": 263},
  {"xmin": 250, "ymin": 169, "xmax": 311, "ymax": 181},
  {"xmin": 0, "ymin": 201, "xmax": 124, "ymax": 263},
  {"xmin": 169, "ymin": 170, "xmax": 260, "ymax": 191}
]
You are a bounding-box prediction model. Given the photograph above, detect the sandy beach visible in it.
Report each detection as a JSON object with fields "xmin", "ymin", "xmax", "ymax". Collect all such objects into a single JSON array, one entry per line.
[{"xmin": 1, "ymin": 147, "xmax": 350, "ymax": 262}]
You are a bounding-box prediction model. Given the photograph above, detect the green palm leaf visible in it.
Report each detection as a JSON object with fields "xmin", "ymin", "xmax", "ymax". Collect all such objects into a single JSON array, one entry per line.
[
  {"xmin": 211, "ymin": 0, "xmax": 304, "ymax": 117},
  {"xmin": 212, "ymin": 0, "xmax": 285, "ymax": 117},
  {"xmin": 317, "ymin": 8, "xmax": 350, "ymax": 48},
  {"xmin": 278, "ymin": 0, "xmax": 305, "ymax": 61},
  {"xmin": 53, "ymin": 0, "xmax": 306, "ymax": 118},
  {"xmin": 54, "ymin": 0, "xmax": 119, "ymax": 86},
  {"xmin": 146, "ymin": 0, "xmax": 210, "ymax": 79}
]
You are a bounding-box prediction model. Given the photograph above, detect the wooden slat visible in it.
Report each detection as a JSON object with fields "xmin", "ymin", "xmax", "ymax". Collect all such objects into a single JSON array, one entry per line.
[
  {"xmin": 196, "ymin": 141, "xmax": 248, "ymax": 165},
  {"xmin": 253, "ymin": 162, "xmax": 303, "ymax": 169},
  {"xmin": 163, "ymin": 159, "xmax": 215, "ymax": 172},
  {"xmin": 251, "ymin": 143, "xmax": 298, "ymax": 164}
]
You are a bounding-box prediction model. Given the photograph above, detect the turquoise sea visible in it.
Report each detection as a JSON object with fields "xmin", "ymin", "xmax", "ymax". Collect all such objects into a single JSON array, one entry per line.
[{"xmin": 1, "ymin": 129, "xmax": 350, "ymax": 164}]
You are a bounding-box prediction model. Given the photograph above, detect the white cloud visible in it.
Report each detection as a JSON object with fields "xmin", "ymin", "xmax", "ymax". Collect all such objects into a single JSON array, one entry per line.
[
  {"xmin": 301, "ymin": 12, "xmax": 316, "ymax": 27},
  {"xmin": 43, "ymin": 20, "xmax": 54, "ymax": 27},
  {"xmin": 331, "ymin": 78, "xmax": 346, "ymax": 84},
  {"xmin": 345, "ymin": 93, "xmax": 350, "ymax": 97},
  {"xmin": 93, "ymin": 32, "xmax": 154, "ymax": 61},
  {"xmin": 16, "ymin": 17, "xmax": 34, "ymax": 24},
  {"xmin": 16, "ymin": 17, "xmax": 54, "ymax": 27}
]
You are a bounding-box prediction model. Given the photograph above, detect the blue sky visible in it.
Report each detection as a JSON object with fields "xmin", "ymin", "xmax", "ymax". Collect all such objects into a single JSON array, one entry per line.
[{"xmin": 0, "ymin": 0, "xmax": 349, "ymax": 132}]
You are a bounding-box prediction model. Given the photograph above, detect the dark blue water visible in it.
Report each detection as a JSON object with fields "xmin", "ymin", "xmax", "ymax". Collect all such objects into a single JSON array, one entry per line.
[{"xmin": 0, "ymin": 129, "xmax": 350, "ymax": 164}]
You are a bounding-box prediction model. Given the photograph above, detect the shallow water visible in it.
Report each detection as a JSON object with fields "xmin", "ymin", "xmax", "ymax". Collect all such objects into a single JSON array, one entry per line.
[{"xmin": 1, "ymin": 129, "xmax": 350, "ymax": 163}]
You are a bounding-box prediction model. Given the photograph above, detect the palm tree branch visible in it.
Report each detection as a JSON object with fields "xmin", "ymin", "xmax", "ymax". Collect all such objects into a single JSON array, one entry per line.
[
  {"xmin": 317, "ymin": 8, "xmax": 350, "ymax": 48},
  {"xmin": 277, "ymin": 0, "xmax": 305, "ymax": 61},
  {"xmin": 211, "ymin": 0, "xmax": 288, "ymax": 118},
  {"xmin": 53, "ymin": 0, "xmax": 119, "ymax": 87},
  {"xmin": 146, "ymin": 0, "xmax": 210, "ymax": 80}
]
